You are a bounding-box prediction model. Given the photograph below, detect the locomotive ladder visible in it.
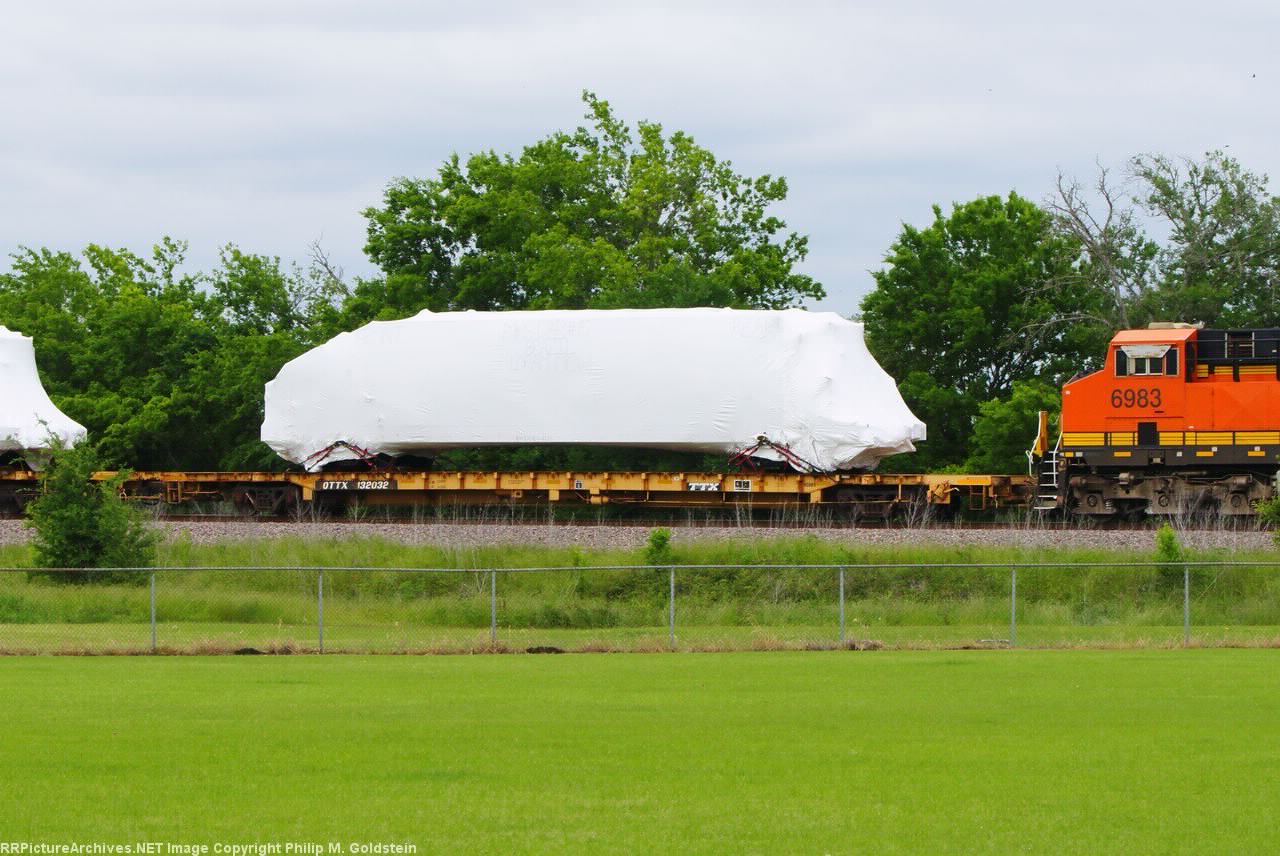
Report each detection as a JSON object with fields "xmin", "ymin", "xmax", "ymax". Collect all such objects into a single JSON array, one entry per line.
[
  {"xmin": 1027, "ymin": 410, "xmax": 1064, "ymax": 512},
  {"xmin": 1033, "ymin": 436, "xmax": 1064, "ymax": 512}
]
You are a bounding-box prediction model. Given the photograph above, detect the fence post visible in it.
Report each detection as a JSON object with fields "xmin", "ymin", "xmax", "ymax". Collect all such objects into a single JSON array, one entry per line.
[
  {"xmin": 1183, "ymin": 565, "xmax": 1191, "ymax": 647},
  {"xmin": 490, "ymin": 570, "xmax": 498, "ymax": 646},
  {"xmin": 839, "ymin": 567, "xmax": 846, "ymax": 644},
  {"xmin": 150, "ymin": 572, "xmax": 156, "ymax": 653},
  {"xmin": 1010, "ymin": 568, "xmax": 1017, "ymax": 648},
  {"xmin": 669, "ymin": 567, "xmax": 676, "ymax": 651},
  {"xmin": 318, "ymin": 571, "xmax": 325, "ymax": 654}
]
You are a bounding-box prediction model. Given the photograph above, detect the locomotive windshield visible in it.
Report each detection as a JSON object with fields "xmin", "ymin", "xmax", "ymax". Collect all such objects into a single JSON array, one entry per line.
[{"xmin": 1115, "ymin": 345, "xmax": 1177, "ymax": 377}]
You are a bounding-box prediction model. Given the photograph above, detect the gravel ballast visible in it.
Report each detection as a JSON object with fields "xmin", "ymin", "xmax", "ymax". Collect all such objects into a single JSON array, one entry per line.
[{"xmin": 0, "ymin": 519, "xmax": 1272, "ymax": 552}]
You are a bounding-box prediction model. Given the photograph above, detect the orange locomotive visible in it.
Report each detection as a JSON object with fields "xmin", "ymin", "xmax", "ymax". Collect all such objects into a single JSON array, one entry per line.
[{"xmin": 1035, "ymin": 324, "xmax": 1280, "ymax": 515}]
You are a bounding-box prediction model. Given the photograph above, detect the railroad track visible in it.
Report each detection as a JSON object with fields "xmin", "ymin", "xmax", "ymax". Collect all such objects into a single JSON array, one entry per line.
[
  {"xmin": 140, "ymin": 513, "xmax": 1262, "ymax": 532},
  {"xmin": 3, "ymin": 506, "xmax": 1264, "ymax": 532}
]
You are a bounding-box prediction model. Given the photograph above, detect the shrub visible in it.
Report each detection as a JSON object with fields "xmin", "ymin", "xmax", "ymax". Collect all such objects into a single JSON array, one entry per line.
[
  {"xmin": 1154, "ymin": 524, "xmax": 1184, "ymax": 564},
  {"xmin": 1257, "ymin": 497, "xmax": 1280, "ymax": 547},
  {"xmin": 1154, "ymin": 523, "xmax": 1185, "ymax": 589},
  {"xmin": 645, "ymin": 528, "xmax": 673, "ymax": 566},
  {"xmin": 25, "ymin": 438, "xmax": 158, "ymax": 583}
]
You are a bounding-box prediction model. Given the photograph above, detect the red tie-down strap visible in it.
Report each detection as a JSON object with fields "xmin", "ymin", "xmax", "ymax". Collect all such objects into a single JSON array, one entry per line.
[
  {"xmin": 729, "ymin": 435, "xmax": 825, "ymax": 474},
  {"xmin": 300, "ymin": 440, "xmax": 381, "ymax": 471}
]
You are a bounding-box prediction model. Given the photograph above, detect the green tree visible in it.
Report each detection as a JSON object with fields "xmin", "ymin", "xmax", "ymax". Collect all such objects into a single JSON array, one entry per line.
[
  {"xmin": 185, "ymin": 247, "xmax": 323, "ymax": 470},
  {"xmin": 964, "ymin": 380, "xmax": 1061, "ymax": 474},
  {"xmin": 861, "ymin": 193, "xmax": 1098, "ymax": 469},
  {"xmin": 0, "ymin": 240, "xmax": 321, "ymax": 471},
  {"xmin": 353, "ymin": 91, "xmax": 822, "ymax": 323},
  {"xmin": 26, "ymin": 438, "xmax": 158, "ymax": 578},
  {"xmin": 1049, "ymin": 151, "xmax": 1280, "ymax": 330},
  {"xmin": 1132, "ymin": 151, "xmax": 1280, "ymax": 326}
]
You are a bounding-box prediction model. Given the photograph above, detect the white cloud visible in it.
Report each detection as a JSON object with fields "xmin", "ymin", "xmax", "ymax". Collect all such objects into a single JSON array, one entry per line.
[{"xmin": 3, "ymin": 0, "xmax": 1278, "ymax": 314}]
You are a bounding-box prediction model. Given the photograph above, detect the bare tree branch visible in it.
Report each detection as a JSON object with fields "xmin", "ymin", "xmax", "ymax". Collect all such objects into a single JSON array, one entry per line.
[{"xmin": 308, "ymin": 239, "xmax": 346, "ymax": 289}]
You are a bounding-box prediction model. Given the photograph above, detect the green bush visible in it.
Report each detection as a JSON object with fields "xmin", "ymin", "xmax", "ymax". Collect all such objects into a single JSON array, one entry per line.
[
  {"xmin": 1154, "ymin": 523, "xmax": 1186, "ymax": 589},
  {"xmin": 645, "ymin": 528, "xmax": 673, "ymax": 566},
  {"xmin": 25, "ymin": 438, "xmax": 158, "ymax": 583},
  {"xmin": 1258, "ymin": 497, "xmax": 1280, "ymax": 546},
  {"xmin": 1155, "ymin": 524, "xmax": 1184, "ymax": 564}
]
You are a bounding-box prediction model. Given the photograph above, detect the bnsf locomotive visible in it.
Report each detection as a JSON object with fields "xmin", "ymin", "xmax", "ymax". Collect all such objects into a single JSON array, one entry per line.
[{"xmin": 1034, "ymin": 324, "xmax": 1280, "ymax": 516}]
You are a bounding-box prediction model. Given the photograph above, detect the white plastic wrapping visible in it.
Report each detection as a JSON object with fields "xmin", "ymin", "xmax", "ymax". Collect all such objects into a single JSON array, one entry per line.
[
  {"xmin": 262, "ymin": 308, "xmax": 925, "ymax": 472},
  {"xmin": 0, "ymin": 326, "xmax": 87, "ymax": 462}
]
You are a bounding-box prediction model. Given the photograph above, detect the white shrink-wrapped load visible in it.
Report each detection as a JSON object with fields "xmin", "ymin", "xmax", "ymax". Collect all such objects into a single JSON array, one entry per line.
[
  {"xmin": 0, "ymin": 326, "xmax": 87, "ymax": 463},
  {"xmin": 262, "ymin": 308, "xmax": 925, "ymax": 472}
]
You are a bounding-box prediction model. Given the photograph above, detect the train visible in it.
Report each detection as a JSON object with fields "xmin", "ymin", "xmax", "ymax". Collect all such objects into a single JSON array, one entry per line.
[
  {"xmin": 1031, "ymin": 323, "xmax": 1280, "ymax": 516},
  {"xmin": 2, "ymin": 321, "xmax": 1277, "ymax": 520}
]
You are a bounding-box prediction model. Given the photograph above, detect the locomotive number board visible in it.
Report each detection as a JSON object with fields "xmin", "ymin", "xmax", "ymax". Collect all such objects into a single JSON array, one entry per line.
[
  {"xmin": 1109, "ymin": 388, "xmax": 1163, "ymax": 408},
  {"xmin": 316, "ymin": 479, "xmax": 399, "ymax": 491}
]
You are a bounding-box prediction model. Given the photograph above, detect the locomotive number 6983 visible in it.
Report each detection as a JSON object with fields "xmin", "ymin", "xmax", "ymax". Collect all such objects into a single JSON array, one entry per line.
[{"xmin": 1110, "ymin": 388, "xmax": 1162, "ymax": 408}]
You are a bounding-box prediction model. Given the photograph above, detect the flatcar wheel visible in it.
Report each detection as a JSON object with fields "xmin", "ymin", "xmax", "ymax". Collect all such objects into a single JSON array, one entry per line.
[
  {"xmin": 230, "ymin": 485, "xmax": 301, "ymax": 517},
  {"xmin": 229, "ymin": 486, "xmax": 256, "ymax": 517},
  {"xmin": 279, "ymin": 486, "xmax": 302, "ymax": 517}
]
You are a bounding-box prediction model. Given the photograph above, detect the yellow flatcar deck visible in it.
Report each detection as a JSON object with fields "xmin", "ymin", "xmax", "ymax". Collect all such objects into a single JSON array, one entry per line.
[{"xmin": 0, "ymin": 468, "xmax": 1034, "ymax": 513}]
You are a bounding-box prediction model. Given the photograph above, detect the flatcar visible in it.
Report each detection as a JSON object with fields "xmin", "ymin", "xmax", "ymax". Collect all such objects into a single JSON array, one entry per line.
[
  {"xmin": 0, "ymin": 466, "xmax": 1032, "ymax": 519},
  {"xmin": 1032, "ymin": 324, "xmax": 1280, "ymax": 516}
]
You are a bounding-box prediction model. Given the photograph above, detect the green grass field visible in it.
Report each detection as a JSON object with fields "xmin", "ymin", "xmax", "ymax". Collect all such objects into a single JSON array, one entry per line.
[{"xmin": 2, "ymin": 651, "xmax": 1277, "ymax": 853}]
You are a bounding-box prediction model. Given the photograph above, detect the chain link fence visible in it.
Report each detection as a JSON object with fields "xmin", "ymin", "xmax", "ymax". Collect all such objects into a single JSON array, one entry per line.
[{"xmin": 1, "ymin": 562, "xmax": 1279, "ymax": 654}]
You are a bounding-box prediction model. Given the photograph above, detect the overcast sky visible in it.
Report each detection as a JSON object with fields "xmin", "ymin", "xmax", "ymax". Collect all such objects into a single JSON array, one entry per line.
[{"xmin": 2, "ymin": 1, "xmax": 1276, "ymax": 316}]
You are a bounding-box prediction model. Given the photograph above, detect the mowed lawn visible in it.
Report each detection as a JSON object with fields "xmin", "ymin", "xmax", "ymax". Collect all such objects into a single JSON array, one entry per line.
[{"xmin": 1, "ymin": 652, "xmax": 1277, "ymax": 853}]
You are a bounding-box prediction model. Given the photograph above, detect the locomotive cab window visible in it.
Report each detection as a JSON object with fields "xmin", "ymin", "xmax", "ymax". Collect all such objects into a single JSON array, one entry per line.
[
  {"xmin": 1132, "ymin": 356, "xmax": 1163, "ymax": 375},
  {"xmin": 1116, "ymin": 345, "xmax": 1177, "ymax": 377}
]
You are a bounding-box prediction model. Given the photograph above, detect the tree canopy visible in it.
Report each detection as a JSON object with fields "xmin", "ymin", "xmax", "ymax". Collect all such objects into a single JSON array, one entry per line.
[
  {"xmin": 861, "ymin": 151, "xmax": 1280, "ymax": 471},
  {"xmin": 1048, "ymin": 150, "xmax": 1280, "ymax": 332},
  {"xmin": 0, "ymin": 241, "xmax": 324, "ymax": 470},
  {"xmin": 1133, "ymin": 151, "xmax": 1280, "ymax": 326},
  {"xmin": 352, "ymin": 91, "xmax": 823, "ymax": 323},
  {"xmin": 860, "ymin": 192, "xmax": 1102, "ymax": 470}
]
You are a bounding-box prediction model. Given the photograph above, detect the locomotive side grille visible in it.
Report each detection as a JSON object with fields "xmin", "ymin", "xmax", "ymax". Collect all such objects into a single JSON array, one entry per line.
[
  {"xmin": 1235, "ymin": 432, "xmax": 1280, "ymax": 444},
  {"xmin": 1062, "ymin": 426, "xmax": 1280, "ymax": 467},
  {"xmin": 1062, "ymin": 433, "xmax": 1105, "ymax": 446},
  {"xmin": 1064, "ymin": 431, "xmax": 1280, "ymax": 448},
  {"xmin": 1186, "ymin": 432, "xmax": 1233, "ymax": 445}
]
